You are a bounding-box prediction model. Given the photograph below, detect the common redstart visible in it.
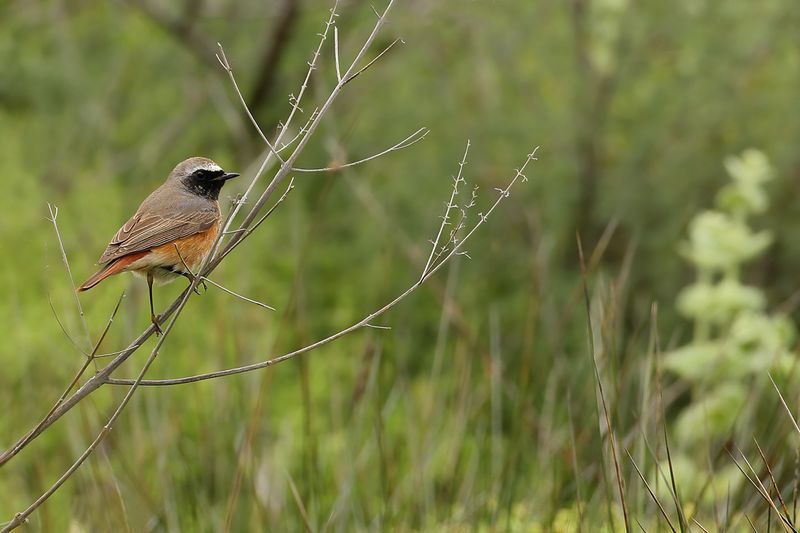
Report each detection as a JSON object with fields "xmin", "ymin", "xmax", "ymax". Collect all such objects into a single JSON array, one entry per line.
[{"xmin": 78, "ymin": 157, "xmax": 240, "ymax": 333}]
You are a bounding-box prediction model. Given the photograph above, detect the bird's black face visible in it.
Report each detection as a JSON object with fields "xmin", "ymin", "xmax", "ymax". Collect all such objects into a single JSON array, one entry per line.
[{"xmin": 183, "ymin": 168, "xmax": 240, "ymax": 200}]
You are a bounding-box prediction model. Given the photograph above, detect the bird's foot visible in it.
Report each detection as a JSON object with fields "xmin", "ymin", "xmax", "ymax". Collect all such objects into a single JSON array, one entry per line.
[
  {"xmin": 194, "ymin": 279, "xmax": 207, "ymax": 295},
  {"xmin": 183, "ymin": 273, "xmax": 207, "ymax": 295},
  {"xmin": 151, "ymin": 314, "xmax": 163, "ymax": 336}
]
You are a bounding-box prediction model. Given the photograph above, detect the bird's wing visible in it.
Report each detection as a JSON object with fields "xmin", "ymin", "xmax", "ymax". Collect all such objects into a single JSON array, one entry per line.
[{"xmin": 98, "ymin": 209, "xmax": 218, "ymax": 264}]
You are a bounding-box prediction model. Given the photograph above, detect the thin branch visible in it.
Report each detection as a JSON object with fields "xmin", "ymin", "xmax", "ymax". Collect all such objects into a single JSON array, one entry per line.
[
  {"xmin": 292, "ymin": 127, "xmax": 428, "ymax": 173},
  {"xmin": 222, "ymin": 177, "xmax": 295, "ymax": 256},
  {"xmin": 47, "ymin": 294, "xmax": 86, "ymax": 357},
  {"xmin": 420, "ymin": 141, "xmax": 470, "ymax": 280},
  {"xmin": 48, "ymin": 203, "xmax": 91, "ymax": 352},
  {"xmin": 201, "ymin": 277, "xmax": 275, "ymax": 311},
  {"xmin": 343, "ymin": 37, "xmax": 402, "ymax": 86},
  {"xmin": 275, "ymin": 114, "xmax": 317, "ymax": 152},
  {"xmin": 172, "ymin": 243, "xmax": 198, "ymax": 281},
  {"xmin": 105, "ymin": 148, "xmax": 538, "ymax": 387},
  {"xmin": 334, "ymin": 25, "xmax": 343, "ymax": 82},
  {"xmin": 216, "ymin": 45, "xmax": 286, "ymax": 165}
]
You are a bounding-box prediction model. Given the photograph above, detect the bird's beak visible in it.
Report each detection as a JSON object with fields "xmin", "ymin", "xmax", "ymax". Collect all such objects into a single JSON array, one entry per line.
[{"xmin": 214, "ymin": 172, "xmax": 240, "ymax": 182}]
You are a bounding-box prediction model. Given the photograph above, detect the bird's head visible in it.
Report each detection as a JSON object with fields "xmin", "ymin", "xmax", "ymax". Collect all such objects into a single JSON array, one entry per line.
[{"xmin": 170, "ymin": 157, "xmax": 240, "ymax": 199}]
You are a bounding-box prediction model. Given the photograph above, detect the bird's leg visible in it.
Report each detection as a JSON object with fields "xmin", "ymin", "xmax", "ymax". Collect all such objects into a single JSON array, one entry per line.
[
  {"xmin": 173, "ymin": 243, "xmax": 206, "ymax": 294},
  {"xmin": 147, "ymin": 271, "xmax": 162, "ymax": 335}
]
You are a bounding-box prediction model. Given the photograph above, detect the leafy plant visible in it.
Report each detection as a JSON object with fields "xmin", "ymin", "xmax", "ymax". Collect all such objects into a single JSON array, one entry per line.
[{"xmin": 661, "ymin": 149, "xmax": 796, "ymax": 502}]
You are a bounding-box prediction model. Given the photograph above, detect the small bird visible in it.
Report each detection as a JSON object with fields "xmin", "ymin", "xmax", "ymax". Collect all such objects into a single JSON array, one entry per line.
[{"xmin": 78, "ymin": 157, "xmax": 240, "ymax": 333}]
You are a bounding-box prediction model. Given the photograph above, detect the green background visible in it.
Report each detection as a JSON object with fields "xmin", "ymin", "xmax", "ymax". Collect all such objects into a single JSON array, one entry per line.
[{"xmin": 2, "ymin": 0, "xmax": 800, "ymax": 530}]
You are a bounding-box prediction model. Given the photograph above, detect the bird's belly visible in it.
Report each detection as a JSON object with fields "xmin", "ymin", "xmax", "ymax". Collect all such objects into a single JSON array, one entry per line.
[{"xmin": 123, "ymin": 225, "xmax": 219, "ymax": 284}]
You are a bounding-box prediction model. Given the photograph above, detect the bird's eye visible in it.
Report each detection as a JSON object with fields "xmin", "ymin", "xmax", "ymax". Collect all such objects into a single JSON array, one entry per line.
[{"xmin": 192, "ymin": 169, "xmax": 224, "ymax": 180}]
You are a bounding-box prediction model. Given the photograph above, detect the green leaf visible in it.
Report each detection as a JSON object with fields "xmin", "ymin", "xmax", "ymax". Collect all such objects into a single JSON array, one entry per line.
[
  {"xmin": 676, "ymin": 279, "xmax": 765, "ymax": 323},
  {"xmin": 664, "ymin": 342, "xmax": 722, "ymax": 380},
  {"xmin": 674, "ymin": 384, "xmax": 747, "ymax": 445},
  {"xmin": 724, "ymin": 149, "xmax": 773, "ymax": 185},
  {"xmin": 679, "ymin": 211, "xmax": 772, "ymax": 270}
]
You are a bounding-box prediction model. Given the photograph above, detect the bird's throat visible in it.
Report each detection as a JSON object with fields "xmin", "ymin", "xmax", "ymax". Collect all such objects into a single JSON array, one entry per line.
[{"xmin": 183, "ymin": 180, "xmax": 223, "ymax": 200}]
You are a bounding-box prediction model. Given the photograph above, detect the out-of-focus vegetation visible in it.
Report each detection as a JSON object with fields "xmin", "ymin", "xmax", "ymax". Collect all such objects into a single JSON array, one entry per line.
[
  {"xmin": 662, "ymin": 149, "xmax": 796, "ymax": 507},
  {"xmin": 1, "ymin": 0, "xmax": 800, "ymax": 530}
]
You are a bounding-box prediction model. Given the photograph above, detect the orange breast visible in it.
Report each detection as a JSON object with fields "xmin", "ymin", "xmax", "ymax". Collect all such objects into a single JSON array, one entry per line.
[{"xmin": 148, "ymin": 223, "xmax": 220, "ymax": 272}]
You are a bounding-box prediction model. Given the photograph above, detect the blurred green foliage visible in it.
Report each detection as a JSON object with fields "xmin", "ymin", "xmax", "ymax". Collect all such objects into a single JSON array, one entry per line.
[
  {"xmin": 1, "ymin": 0, "xmax": 800, "ymax": 530},
  {"xmin": 663, "ymin": 150, "xmax": 796, "ymax": 506}
]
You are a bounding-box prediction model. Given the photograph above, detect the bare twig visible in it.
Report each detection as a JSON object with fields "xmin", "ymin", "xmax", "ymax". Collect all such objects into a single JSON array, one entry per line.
[
  {"xmin": 47, "ymin": 295, "xmax": 86, "ymax": 357},
  {"xmin": 48, "ymin": 203, "xmax": 91, "ymax": 351},
  {"xmin": 275, "ymin": 114, "xmax": 318, "ymax": 152},
  {"xmin": 293, "ymin": 127, "xmax": 428, "ymax": 173},
  {"xmin": 334, "ymin": 25, "xmax": 343, "ymax": 82},
  {"xmin": 222, "ymin": 177, "xmax": 296, "ymax": 254},
  {"xmin": 201, "ymin": 277, "xmax": 275, "ymax": 311},
  {"xmin": 216, "ymin": 45, "xmax": 286, "ymax": 165},
  {"xmin": 172, "ymin": 243, "xmax": 199, "ymax": 284},
  {"xmin": 421, "ymin": 141, "xmax": 470, "ymax": 280},
  {"xmin": 342, "ymin": 37, "xmax": 402, "ymax": 86}
]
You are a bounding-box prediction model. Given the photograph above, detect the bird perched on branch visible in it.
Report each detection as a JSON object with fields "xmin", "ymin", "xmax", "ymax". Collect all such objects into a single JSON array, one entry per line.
[{"xmin": 78, "ymin": 157, "xmax": 240, "ymax": 333}]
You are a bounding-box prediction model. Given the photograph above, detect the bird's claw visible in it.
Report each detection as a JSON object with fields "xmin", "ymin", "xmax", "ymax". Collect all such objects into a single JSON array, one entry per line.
[
  {"xmin": 193, "ymin": 279, "xmax": 208, "ymax": 295},
  {"xmin": 151, "ymin": 314, "xmax": 163, "ymax": 336},
  {"xmin": 183, "ymin": 272, "xmax": 207, "ymax": 295}
]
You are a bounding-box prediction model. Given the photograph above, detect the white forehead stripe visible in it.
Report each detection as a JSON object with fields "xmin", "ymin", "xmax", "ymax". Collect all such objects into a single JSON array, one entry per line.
[{"xmin": 195, "ymin": 162, "xmax": 222, "ymax": 172}]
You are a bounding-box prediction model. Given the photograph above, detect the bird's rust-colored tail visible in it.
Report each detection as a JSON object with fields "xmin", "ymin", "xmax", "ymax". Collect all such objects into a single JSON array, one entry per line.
[{"xmin": 77, "ymin": 251, "xmax": 148, "ymax": 292}]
